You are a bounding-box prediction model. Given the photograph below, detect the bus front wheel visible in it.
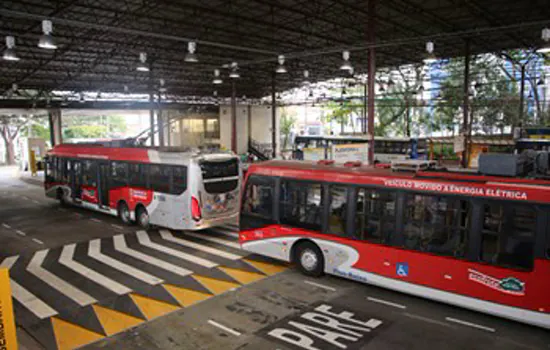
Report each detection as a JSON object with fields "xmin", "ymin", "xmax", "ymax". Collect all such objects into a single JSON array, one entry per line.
[
  {"xmin": 136, "ymin": 206, "xmax": 150, "ymax": 229},
  {"xmin": 295, "ymin": 242, "xmax": 324, "ymax": 277}
]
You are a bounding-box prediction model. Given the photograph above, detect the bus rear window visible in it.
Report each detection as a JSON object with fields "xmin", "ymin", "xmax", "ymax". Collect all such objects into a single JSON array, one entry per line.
[
  {"xmin": 200, "ymin": 159, "xmax": 238, "ymax": 179},
  {"xmin": 204, "ymin": 180, "xmax": 238, "ymax": 194}
]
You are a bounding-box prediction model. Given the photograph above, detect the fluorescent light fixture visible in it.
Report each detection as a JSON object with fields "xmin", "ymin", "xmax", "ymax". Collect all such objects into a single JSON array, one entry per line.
[
  {"xmin": 185, "ymin": 41, "xmax": 198, "ymax": 63},
  {"xmin": 3, "ymin": 36, "xmax": 20, "ymax": 61},
  {"xmin": 276, "ymin": 55, "xmax": 287, "ymax": 74},
  {"xmin": 38, "ymin": 20, "xmax": 57, "ymax": 49},
  {"xmin": 229, "ymin": 62, "xmax": 240, "ymax": 79},
  {"xmin": 213, "ymin": 69, "xmax": 223, "ymax": 84},
  {"xmin": 424, "ymin": 41, "xmax": 437, "ymax": 64},
  {"xmin": 137, "ymin": 52, "xmax": 149, "ymax": 72},
  {"xmin": 340, "ymin": 51, "xmax": 352, "ymax": 71}
]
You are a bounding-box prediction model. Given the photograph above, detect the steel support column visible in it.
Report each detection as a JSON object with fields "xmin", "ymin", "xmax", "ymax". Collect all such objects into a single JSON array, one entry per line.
[
  {"xmin": 462, "ymin": 40, "xmax": 471, "ymax": 168},
  {"xmin": 519, "ymin": 64, "xmax": 526, "ymax": 124},
  {"xmin": 367, "ymin": 0, "xmax": 376, "ymax": 165},
  {"xmin": 231, "ymin": 80, "xmax": 237, "ymax": 153},
  {"xmin": 48, "ymin": 108, "xmax": 62, "ymax": 146},
  {"xmin": 149, "ymin": 68, "xmax": 155, "ymax": 147},
  {"xmin": 271, "ymin": 72, "xmax": 277, "ymax": 159},
  {"xmin": 158, "ymin": 92, "xmax": 164, "ymax": 147},
  {"xmin": 362, "ymin": 83, "xmax": 367, "ymax": 134}
]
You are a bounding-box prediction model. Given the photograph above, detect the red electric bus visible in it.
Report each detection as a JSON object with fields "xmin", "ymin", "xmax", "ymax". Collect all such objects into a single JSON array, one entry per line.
[
  {"xmin": 239, "ymin": 160, "xmax": 550, "ymax": 329},
  {"xmin": 45, "ymin": 143, "xmax": 241, "ymax": 230}
]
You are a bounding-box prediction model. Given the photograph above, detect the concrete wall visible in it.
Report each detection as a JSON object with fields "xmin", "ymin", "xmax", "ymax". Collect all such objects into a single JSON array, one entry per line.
[{"xmin": 219, "ymin": 104, "xmax": 280, "ymax": 155}]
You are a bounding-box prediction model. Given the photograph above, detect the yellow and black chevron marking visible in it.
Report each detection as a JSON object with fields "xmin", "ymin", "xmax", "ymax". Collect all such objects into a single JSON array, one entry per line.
[{"xmin": 1, "ymin": 228, "xmax": 288, "ymax": 350}]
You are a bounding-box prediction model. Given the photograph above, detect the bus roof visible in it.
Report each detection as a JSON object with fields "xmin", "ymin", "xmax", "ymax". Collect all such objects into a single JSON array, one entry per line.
[
  {"xmin": 247, "ymin": 160, "xmax": 550, "ymax": 204},
  {"xmin": 47, "ymin": 143, "xmax": 236, "ymax": 164}
]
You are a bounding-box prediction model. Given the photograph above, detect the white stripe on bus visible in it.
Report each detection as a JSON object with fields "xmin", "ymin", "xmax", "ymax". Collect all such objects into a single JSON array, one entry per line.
[
  {"xmin": 59, "ymin": 243, "xmax": 132, "ymax": 295},
  {"xmin": 159, "ymin": 230, "xmax": 242, "ymax": 260},
  {"xmin": 182, "ymin": 231, "xmax": 241, "ymax": 250},
  {"xmin": 1, "ymin": 256, "xmax": 58, "ymax": 319},
  {"xmin": 136, "ymin": 231, "xmax": 218, "ymax": 268},
  {"xmin": 26, "ymin": 250, "xmax": 97, "ymax": 306},
  {"xmin": 113, "ymin": 234, "xmax": 192, "ymax": 277},
  {"xmin": 88, "ymin": 239, "xmax": 163, "ymax": 285}
]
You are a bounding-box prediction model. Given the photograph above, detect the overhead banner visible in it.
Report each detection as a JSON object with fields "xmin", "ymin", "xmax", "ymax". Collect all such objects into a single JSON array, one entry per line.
[
  {"xmin": 0, "ymin": 268, "xmax": 17, "ymax": 350},
  {"xmin": 331, "ymin": 143, "xmax": 369, "ymax": 164}
]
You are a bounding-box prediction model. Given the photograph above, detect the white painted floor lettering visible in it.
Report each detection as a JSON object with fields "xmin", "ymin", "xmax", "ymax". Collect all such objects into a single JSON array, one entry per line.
[
  {"xmin": 32, "ymin": 238, "xmax": 44, "ymax": 245},
  {"xmin": 367, "ymin": 296, "xmax": 407, "ymax": 309},
  {"xmin": 136, "ymin": 231, "xmax": 218, "ymax": 268},
  {"xmin": 26, "ymin": 249, "xmax": 97, "ymax": 306},
  {"xmin": 207, "ymin": 320, "xmax": 241, "ymax": 336},
  {"xmin": 304, "ymin": 280, "xmax": 337, "ymax": 292},
  {"xmin": 0, "ymin": 256, "xmax": 58, "ymax": 319},
  {"xmin": 59, "ymin": 243, "xmax": 132, "ymax": 295},
  {"xmin": 159, "ymin": 230, "xmax": 242, "ymax": 260},
  {"xmin": 268, "ymin": 303, "xmax": 383, "ymax": 350},
  {"xmin": 445, "ymin": 317, "xmax": 496, "ymax": 332},
  {"xmin": 88, "ymin": 239, "xmax": 163, "ymax": 285},
  {"xmin": 2, "ymin": 223, "xmax": 11, "ymax": 229},
  {"xmin": 16, "ymin": 230, "xmax": 26, "ymax": 236},
  {"xmin": 113, "ymin": 234, "xmax": 192, "ymax": 277},
  {"xmin": 182, "ymin": 231, "xmax": 241, "ymax": 249}
]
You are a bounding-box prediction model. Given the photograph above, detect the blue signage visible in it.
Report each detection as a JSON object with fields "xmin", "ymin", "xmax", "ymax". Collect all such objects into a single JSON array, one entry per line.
[{"xmin": 396, "ymin": 263, "xmax": 409, "ymax": 277}]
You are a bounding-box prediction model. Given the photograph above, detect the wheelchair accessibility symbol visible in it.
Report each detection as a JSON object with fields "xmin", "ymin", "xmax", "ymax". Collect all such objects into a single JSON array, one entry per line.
[{"xmin": 396, "ymin": 263, "xmax": 409, "ymax": 277}]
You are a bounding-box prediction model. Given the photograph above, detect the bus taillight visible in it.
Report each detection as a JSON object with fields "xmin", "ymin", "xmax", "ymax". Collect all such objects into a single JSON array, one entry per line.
[{"xmin": 191, "ymin": 196, "xmax": 202, "ymax": 221}]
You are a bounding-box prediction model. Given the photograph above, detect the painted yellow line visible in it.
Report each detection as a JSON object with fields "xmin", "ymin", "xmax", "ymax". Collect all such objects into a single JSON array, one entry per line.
[
  {"xmin": 191, "ymin": 275, "xmax": 240, "ymax": 295},
  {"xmin": 129, "ymin": 293, "xmax": 180, "ymax": 320},
  {"xmin": 163, "ymin": 284, "xmax": 212, "ymax": 307},
  {"xmin": 51, "ymin": 316, "xmax": 103, "ymax": 350},
  {"xmin": 218, "ymin": 266, "xmax": 265, "ymax": 285},
  {"xmin": 92, "ymin": 304, "xmax": 144, "ymax": 336},
  {"xmin": 0, "ymin": 268, "xmax": 18, "ymax": 350},
  {"xmin": 243, "ymin": 259, "xmax": 287, "ymax": 275}
]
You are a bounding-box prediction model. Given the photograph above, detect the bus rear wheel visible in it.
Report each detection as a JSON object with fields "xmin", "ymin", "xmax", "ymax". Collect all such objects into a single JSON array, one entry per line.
[
  {"xmin": 295, "ymin": 242, "xmax": 324, "ymax": 277},
  {"xmin": 118, "ymin": 202, "xmax": 132, "ymax": 225},
  {"xmin": 136, "ymin": 206, "xmax": 150, "ymax": 229}
]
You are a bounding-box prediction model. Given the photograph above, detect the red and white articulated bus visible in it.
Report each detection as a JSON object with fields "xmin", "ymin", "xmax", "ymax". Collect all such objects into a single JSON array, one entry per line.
[
  {"xmin": 45, "ymin": 143, "xmax": 241, "ymax": 230},
  {"xmin": 239, "ymin": 160, "xmax": 550, "ymax": 329}
]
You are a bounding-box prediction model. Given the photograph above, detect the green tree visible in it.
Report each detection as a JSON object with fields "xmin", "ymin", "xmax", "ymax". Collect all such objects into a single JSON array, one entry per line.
[
  {"xmin": 62, "ymin": 115, "xmax": 128, "ymax": 140},
  {"xmin": 280, "ymin": 108, "xmax": 297, "ymax": 151},
  {"xmin": 1, "ymin": 114, "xmax": 30, "ymax": 164}
]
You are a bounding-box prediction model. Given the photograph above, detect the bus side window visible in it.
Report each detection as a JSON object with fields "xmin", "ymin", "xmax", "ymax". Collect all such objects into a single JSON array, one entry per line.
[
  {"xmin": 149, "ymin": 164, "xmax": 171, "ymax": 194},
  {"xmin": 171, "ymin": 166, "xmax": 187, "ymax": 195},
  {"xmin": 111, "ymin": 162, "xmax": 128, "ymax": 188},
  {"xmin": 45, "ymin": 156, "xmax": 54, "ymax": 183},
  {"xmin": 403, "ymin": 194, "xmax": 470, "ymax": 257},
  {"xmin": 280, "ymin": 180, "xmax": 323, "ymax": 231},
  {"xmin": 82, "ymin": 160, "xmax": 97, "ymax": 187},
  {"xmin": 129, "ymin": 163, "xmax": 147, "ymax": 188},
  {"xmin": 355, "ymin": 188, "xmax": 396, "ymax": 243},
  {"xmin": 480, "ymin": 203, "xmax": 536, "ymax": 270}
]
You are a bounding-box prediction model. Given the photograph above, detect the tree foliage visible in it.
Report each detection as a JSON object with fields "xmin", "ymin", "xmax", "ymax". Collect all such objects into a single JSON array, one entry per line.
[{"xmin": 280, "ymin": 108, "xmax": 297, "ymax": 150}]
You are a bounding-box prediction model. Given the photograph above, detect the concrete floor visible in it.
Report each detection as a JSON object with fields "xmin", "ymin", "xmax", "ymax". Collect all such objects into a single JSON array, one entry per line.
[{"xmin": 0, "ymin": 166, "xmax": 548, "ymax": 350}]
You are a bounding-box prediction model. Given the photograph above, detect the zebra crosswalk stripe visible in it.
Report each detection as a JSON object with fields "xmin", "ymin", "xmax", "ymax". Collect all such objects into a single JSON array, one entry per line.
[
  {"xmin": 26, "ymin": 249, "xmax": 97, "ymax": 306},
  {"xmin": 59, "ymin": 244, "xmax": 132, "ymax": 295},
  {"xmin": 159, "ymin": 230, "xmax": 242, "ymax": 261},
  {"xmin": 136, "ymin": 231, "xmax": 218, "ymax": 268},
  {"xmin": 88, "ymin": 239, "xmax": 164, "ymax": 285},
  {"xmin": 1, "ymin": 256, "xmax": 58, "ymax": 319},
  {"xmin": 113, "ymin": 235, "xmax": 193, "ymax": 277},
  {"xmin": 182, "ymin": 231, "xmax": 241, "ymax": 250}
]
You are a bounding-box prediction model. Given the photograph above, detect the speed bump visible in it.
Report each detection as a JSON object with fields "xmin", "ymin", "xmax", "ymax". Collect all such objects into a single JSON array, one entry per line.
[
  {"xmin": 92, "ymin": 305, "xmax": 144, "ymax": 336},
  {"xmin": 129, "ymin": 293, "xmax": 180, "ymax": 320},
  {"xmin": 163, "ymin": 284, "xmax": 212, "ymax": 307},
  {"xmin": 244, "ymin": 259, "xmax": 288, "ymax": 275},
  {"xmin": 218, "ymin": 266, "xmax": 265, "ymax": 284},
  {"xmin": 191, "ymin": 275, "xmax": 240, "ymax": 295},
  {"xmin": 51, "ymin": 317, "xmax": 103, "ymax": 350}
]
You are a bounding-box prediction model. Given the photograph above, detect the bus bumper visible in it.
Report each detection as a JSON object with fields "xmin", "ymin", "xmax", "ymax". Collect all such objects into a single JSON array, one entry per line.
[{"xmin": 187, "ymin": 212, "xmax": 239, "ymax": 231}]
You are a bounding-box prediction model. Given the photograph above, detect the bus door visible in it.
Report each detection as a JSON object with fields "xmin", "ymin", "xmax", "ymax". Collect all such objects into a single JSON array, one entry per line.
[
  {"xmin": 98, "ymin": 162, "xmax": 110, "ymax": 207},
  {"xmin": 71, "ymin": 160, "xmax": 83, "ymax": 200}
]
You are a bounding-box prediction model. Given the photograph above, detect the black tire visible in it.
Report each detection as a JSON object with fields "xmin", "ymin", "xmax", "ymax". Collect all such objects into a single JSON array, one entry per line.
[
  {"xmin": 136, "ymin": 206, "xmax": 150, "ymax": 229},
  {"xmin": 118, "ymin": 202, "xmax": 132, "ymax": 225},
  {"xmin": 56, "ymin": 188, "xmax": 66, "ymax": 206},
  {"xmin": 295, "ymin": 242, "xmax": 324, "ymax": 277}
]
